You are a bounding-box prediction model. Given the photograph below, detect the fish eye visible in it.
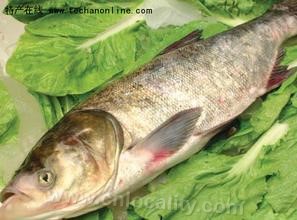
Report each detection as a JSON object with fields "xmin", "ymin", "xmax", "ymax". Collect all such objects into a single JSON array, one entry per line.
[{"xmin": 37, "ymin": 169, "xmax": 56, "ymax": 188}]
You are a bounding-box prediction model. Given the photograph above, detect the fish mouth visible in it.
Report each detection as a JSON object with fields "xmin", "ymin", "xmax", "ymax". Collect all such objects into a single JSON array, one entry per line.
[
  {"xmin": 0, "ymin": 186, "xmax": 31, "ymax": 206},
  {"xmin": 0, "ymin": 186, "xmax": 39, "ymax": 220}
]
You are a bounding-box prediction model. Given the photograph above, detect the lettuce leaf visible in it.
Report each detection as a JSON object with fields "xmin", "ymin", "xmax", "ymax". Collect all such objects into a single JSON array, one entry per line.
[
  {"xmin": 0, "ymin": 81, "xmax": 19, "ymax": 145},
  {"xmin": 0, "ymin": 80, "xmax": 19, "ymax": 189},
  {"xmin": 31, "ymin": 92, "xmax": 91, "ymax": 128},
  {"xmin": 193, "ymin": 0, "xmax": 278, "ymax": 26},
  {"xmin": 284, "ymin": 44, "xmax": 297, "ymax": 67},
  {"xmin": 7, "ymin": 20, "xmax": 204, "ymax": 96}
]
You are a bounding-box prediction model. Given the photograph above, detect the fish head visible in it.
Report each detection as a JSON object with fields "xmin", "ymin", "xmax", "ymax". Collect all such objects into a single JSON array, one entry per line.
[{"xmin": 0, "ymin": 110, "xmax": 123, "ymax": 219}]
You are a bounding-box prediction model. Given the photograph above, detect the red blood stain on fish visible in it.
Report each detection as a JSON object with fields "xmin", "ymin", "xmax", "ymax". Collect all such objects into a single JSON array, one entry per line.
[
  {"xmin": 218, "ymin": 97, "xmax": 225, "ymax": 104},
  {"xmin": 152, "ymin": 150, "xmax": 174, "ymax": 163},
  {"xmin": 146, "ymin": 150, "xmax": 174, "ymax": 171}
]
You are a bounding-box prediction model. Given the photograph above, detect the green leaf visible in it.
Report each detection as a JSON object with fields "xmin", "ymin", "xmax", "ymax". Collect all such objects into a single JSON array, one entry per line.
[
  {"xmin": 7, "ymin": 19, "xmax": 204, "ymax": 96},
  {"xmin": 0, "ymin": 80, "xmax": 20, "ymax": 189},
  {"xmin": 71, "ymin": 211, "xmax": 99, "ymax": 220},
  {"xmin": 31, "ymin": 92, "xmax": 91, "ymax": 128},
  {"xmin": 0, "ymin": 81, "xmax": 19, "ymax": 145},
  {"xmin": 196, "ymin": 0, "xmax": 278, "ymax": 24},
  {"xmin": 283, "ymin": 44, "xmax": 297, "ymax": 67}
]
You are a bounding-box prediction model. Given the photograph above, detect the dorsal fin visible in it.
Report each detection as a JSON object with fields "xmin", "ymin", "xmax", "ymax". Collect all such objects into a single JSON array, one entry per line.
[{"xmin": 160, "ymin": 30, "xmax": 202, "ymax": 55}]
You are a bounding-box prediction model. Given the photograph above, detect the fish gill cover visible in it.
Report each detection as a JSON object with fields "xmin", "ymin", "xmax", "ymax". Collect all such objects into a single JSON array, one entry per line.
[{"xmin": 1, "ymin": 0, "xmax": 297, "ymax": 219}]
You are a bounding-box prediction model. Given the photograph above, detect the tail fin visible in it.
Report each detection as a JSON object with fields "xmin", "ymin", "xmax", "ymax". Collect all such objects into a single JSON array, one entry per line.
[{"xmin": 273, "ymin": 0, "xmax": 297, "ymax": 16}]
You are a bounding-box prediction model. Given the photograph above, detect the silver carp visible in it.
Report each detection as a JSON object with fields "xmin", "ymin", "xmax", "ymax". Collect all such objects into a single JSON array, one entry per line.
[{"xmin": 1, "ymin": 1, "xmax": 297, "ymax": 219}]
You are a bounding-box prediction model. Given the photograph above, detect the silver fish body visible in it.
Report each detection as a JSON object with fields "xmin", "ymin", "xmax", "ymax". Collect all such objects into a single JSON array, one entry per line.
[{"xmin": 80, "ymin": 11, "xmax": 297, "ymax": 144}]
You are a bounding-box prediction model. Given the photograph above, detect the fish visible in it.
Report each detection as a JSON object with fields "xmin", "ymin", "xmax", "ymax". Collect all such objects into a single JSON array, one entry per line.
[{"xmin": 1, "ymin": 1, "xmax": 297, "ymax": 219}]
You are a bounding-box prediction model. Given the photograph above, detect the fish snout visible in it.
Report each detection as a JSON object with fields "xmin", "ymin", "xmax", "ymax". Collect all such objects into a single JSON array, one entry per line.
[
  {"xmin": 1, "ymin": 185, "xmax": 30, "ymax": 203},
  {"xmin": 0, "ymin": 185, "xmax": 33, "ymax": 220},
  {"xmin": 0, "ymin": 202, "xmax": 16, "ymax": 220}
]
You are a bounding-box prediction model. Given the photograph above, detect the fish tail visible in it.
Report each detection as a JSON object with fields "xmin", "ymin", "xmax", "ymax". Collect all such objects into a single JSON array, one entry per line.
[
  {"xmin": 262, "ymin": 1, "xmax": 297, "ymax": 90},
  {"xmin": 266, "ymin": 0, "xmax": 297, "ymax": 40},
  {"xmin": 273, "ymin": 0, "xmax": 297, "ymax": 16}
]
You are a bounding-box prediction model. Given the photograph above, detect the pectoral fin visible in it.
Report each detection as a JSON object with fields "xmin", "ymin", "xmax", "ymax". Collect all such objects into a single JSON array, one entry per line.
[{"xmin": 133, "ymin": 108, "xmax": 202, "ymax": 156}]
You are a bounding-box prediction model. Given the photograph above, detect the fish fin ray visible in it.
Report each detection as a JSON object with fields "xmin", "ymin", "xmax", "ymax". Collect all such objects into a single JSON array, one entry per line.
[
  {"xmin": 275, "ymin": 48, "xmax": 286, "ymax": 66},
  {"xmin": 266, "ymin": 48, "xmax": 292, "ymax": 91},
  {"xmin": 160, "ymin": 30, "xmax": 202, "ymax": 55},
  {"xmin": 134, "ymin": 107, "xmax": 202, "ymax": 153},
  {"xmin": 267, "ymin": 66, "xmax": 296, "ymax": 91}
]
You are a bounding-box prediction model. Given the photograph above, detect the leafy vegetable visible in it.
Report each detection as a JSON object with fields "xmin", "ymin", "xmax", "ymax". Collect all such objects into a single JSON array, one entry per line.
[
  {"xmin": 71, "ymin": 208, "xmax": 113, "ymax": 220},
  {"xmin": 0, "ymin": 81, "xmax": 19, "ymax": 145},
  {"xmin": 8, "ymin": 20, "xmax": 203, "ymax": 96},
  {"xmin": 31, "ymin": 92, "xmax": 91, "ymax": 128},
  {"xmin": 284, "ymin": 44, "xmax": 297, "ymax": 67},
  {"xmin": 0, "ymin": 79, "xmax": 19, "ymax": 189},
  {"xmin": 193, "ymin": 0, "xmax": 278, "ymax": 26}
]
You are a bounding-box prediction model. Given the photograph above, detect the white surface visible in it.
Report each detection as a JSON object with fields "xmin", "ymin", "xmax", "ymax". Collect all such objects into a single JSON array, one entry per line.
[
  {"xmin": 0, "ymin": 0, "xmax": 46, "ymax": 184},
  {"xmin": 80, "ymin": 0, "xmax": 202, "ymax": 48},
  {"xmin": 229, "ymin": 122, "xmax": 289, "ymax": 176},
  {"xmin": 144, "ymin": 0, "xmax": 202, "ymax": 29}
]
